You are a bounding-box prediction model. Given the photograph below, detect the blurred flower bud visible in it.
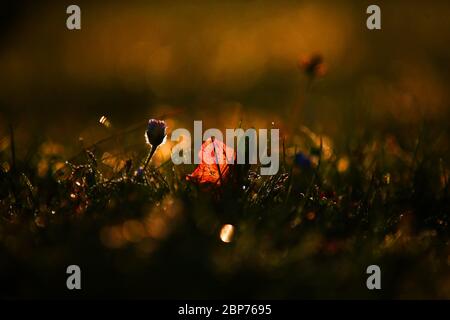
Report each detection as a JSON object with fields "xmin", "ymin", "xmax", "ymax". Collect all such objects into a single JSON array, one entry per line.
[
  {"xmin": 294, "ymin": 152, "xmax": 312, "ymax": 168},
  {"xmin": 134, "ymin": 167, "xmax": 145, "ymax": 178},
  {"xmin": 299, "ymin": 54, "xmax": 327, "ymax": 78}
]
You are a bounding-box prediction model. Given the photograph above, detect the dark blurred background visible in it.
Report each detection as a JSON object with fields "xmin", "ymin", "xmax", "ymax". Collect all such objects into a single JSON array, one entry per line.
[{"xmin": 1, "ymin": 0, "xmax": 449, "ymax": 158}]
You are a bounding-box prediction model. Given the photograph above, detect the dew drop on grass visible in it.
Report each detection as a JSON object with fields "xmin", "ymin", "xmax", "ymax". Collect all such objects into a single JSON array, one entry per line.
[
  {"xmin": 99, "ymin": 115, "xmax": 112, "ymax": 128},
  {"xmin": 383, "ymin": 173, "xmax": 391, "ymax": 184}
]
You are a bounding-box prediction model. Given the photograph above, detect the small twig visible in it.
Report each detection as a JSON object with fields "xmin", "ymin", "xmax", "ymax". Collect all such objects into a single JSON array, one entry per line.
[
  {"xmin": 284, "ymin": 145, "xmax": 297, "ymax": 205},
  {"xmin": 211, "ymin": 137, "xmax": 223, "ymax": 185},
  {"xmin": 9, "ymin": 123, "xmax": 16, "ymax": 171}
]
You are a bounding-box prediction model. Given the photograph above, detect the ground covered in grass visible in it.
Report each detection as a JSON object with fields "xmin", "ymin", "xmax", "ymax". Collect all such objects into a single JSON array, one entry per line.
[{"xmin": 1, "ymin": 120, "xmax": 449, "ymax": 299}]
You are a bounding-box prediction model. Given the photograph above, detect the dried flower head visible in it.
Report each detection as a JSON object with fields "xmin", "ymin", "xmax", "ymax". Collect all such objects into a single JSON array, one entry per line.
[
  {"xmin": 145, "ymin": 119, "xmax": 167, "ymax": 147},
  {"xmin": 142, "ymin": 119, "xmax": 167, "ymax": 171},
  {"xmin": 299, "ymin": 54, "xmax": 327, "ymax": 78}
]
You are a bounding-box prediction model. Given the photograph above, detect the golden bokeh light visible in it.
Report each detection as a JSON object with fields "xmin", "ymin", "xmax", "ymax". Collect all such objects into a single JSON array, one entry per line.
[
  {"xmin": 122, "ymin": 220, "xmax": 146, "ymax": 243},
  {"xmin": 100, "ymin": 226, "xmax": 126, "ymax": 249},
  {"xmin": 306, "ymin": 211, "xmax": 316, "ymax": 221},
  {"xmin": 219, "ymin": 224, "xmax": 235, "ymax": 243},
  {"xmin": 337, "ymin": 157, "xmax": 349, "ymax": 173},
  {"xmin": 144, "ymin": 215, "xmax": 168, "ymax": 240}
]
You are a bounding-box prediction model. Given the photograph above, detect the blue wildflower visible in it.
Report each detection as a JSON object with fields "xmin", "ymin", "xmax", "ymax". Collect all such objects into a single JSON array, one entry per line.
[{"xmin": 294, "ymin": 153, "xmax": 311, "ymax": 168}]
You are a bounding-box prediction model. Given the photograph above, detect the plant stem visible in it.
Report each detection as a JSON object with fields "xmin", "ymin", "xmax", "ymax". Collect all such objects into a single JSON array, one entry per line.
[
  {"xmin": 142, "ymin": 145, "xmax": 156, "ymax": 171},
  {"xmin": 211, "ymin": 137, "xmax": 223, "ymax": 185},
  {"xmin": 9, "ymin": 123, "xmax": 16, "ymax": 172}
]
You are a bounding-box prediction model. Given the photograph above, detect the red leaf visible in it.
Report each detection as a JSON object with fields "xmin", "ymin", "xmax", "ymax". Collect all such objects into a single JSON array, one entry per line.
[{"xmin": 186, "ymin": 137, "xmax": 235, "ymax": 186}]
